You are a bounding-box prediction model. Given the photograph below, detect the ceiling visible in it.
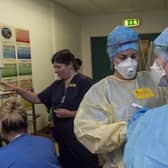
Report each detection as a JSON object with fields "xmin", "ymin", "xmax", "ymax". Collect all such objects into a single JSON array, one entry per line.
[{"xmin": 53, "ymin": 0, "xmax": 168, "ymax": 16}]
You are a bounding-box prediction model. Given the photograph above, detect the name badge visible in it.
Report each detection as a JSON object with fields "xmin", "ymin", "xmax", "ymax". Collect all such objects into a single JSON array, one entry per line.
[
  {"xmin": 133, "ymin": 88, "xmax": 155, "ymax": 99},
  {"xmin": 69, "ymin": 83, "xmax": 76, "ymax": 87}
]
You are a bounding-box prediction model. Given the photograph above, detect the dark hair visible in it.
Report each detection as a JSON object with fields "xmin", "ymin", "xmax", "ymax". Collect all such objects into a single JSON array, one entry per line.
[
  {"xmin": 74, "ymin": 58, "xmax": 82, "ymax": 71},
  {"xmin": 51, "ymin": 49, "xmax": 82, "ymax": 71}
]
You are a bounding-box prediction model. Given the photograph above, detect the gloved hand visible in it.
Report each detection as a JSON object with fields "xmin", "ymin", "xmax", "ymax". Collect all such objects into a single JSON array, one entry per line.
[{"xmin": 131, "ymin": 107, "xmax": 150, "ymax": 121}]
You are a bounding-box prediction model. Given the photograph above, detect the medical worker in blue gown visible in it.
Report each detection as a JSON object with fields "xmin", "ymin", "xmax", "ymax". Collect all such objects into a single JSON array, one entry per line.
[
  {"xmin": 124, "ymin": 27, "xmax": 168, "ymax": 168},
  {"xmin": 74, "ymin": 25, "xmax": 168, "ymax": 168},
  {"xmin": 124, "ymin": 105, "xmax": 168, "ymax": 168},
  {"xmin": 0, "ymin": 98, "xmax": 61, "ymax": 168}
]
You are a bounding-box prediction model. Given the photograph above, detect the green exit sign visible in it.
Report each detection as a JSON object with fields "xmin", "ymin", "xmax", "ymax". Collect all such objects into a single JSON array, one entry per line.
[{"xmin": 123, "ymin": 18, "xmax": 140, "ymax": 27}]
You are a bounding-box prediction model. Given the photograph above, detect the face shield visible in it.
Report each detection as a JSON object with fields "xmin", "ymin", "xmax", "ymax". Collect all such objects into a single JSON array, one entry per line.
[
  {"xmin": 150, "ymin": 46, "xmax": 168, "ymax": 85},
  {"xmin": 155, "ymin": 47, "xmax": 168, "ymax": 63}
]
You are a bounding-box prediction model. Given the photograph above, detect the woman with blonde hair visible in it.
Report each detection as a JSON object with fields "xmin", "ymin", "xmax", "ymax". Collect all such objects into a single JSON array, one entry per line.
[{"xmin": 0, "ymin": 98, "xmax": 61, "ymax": 168}]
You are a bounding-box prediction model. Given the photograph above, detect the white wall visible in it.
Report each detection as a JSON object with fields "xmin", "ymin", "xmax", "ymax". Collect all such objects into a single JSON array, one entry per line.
[
  {"xmin": 52, "ymin": 3, "xmax": 81, "ymax": 57},
  {"xmin": 0, "ymin": 0, "xmax": 81, "ymax": 131},
  {"xmin": 81, "ymin": 10, "xmax": 168, "ymax": 77},
  {"xmin": 51, "ymin": 2, "xmax": 81, "ymax": 76}
]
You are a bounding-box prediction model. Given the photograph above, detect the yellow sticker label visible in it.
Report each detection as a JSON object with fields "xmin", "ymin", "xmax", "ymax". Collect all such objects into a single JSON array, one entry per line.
[{"xmin": 133, "ymin": 88, "xmax": 155, "ymax": 99}]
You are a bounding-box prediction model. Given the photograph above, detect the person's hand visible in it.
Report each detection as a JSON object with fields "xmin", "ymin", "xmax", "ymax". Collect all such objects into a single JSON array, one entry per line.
[
  {"xmin": 128, "ymin": 107, "xmax": 150, "ymax": 127},
  {"xmin": 54, "ymin": 108, "xmax": 75, "ymax": 118},
  {"xmin": 132, "ymin": 107, "xmax": 150, "ymax": 121},
  {"xmin": 0, "ymin": 81, "xmax": 18, "ymax": 91}
]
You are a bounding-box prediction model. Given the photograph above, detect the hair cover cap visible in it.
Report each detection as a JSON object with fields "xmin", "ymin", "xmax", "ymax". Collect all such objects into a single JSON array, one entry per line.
[
  {"xmin": 154, "ymin": 27, "xmax": 168, "ymax": 62},
  {"xmin": 107, "ymin": 25, "xmax": 139, "ymax": 60},
  {"xmin": 154, "ymin": 27, "xmax": 168, "ymax": 47}
]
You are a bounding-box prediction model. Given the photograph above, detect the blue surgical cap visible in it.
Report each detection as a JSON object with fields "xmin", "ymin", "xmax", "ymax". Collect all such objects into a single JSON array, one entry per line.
[
  {"xmin": 107, "ymin": 25, "xmax": 139, "ymax": 60},
  {"xmin": 154, "ymin": 27, "xmax": 168, "ymax": 62},
  {"xmin": 154, "ymin": 27, "xmax": 168, "ymax": 47}
]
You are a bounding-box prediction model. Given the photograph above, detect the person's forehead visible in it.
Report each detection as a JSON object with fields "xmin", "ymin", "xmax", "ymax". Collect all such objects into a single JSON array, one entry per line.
[{"xmin": 53, "ymin": 62, "xmax": 65, "ymax": 67}]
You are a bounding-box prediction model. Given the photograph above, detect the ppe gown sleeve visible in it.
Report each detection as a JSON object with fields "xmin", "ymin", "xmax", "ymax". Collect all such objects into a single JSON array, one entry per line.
[{"xmin": 74, "ymin": 79, "xmax": 127, "ymax": 154}]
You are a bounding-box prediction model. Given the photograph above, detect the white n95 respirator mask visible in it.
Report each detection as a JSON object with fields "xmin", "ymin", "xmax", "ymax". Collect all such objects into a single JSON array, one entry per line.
[{"xmin": 115, "ymin": 58, "xmax": 137, "ymax": 79}]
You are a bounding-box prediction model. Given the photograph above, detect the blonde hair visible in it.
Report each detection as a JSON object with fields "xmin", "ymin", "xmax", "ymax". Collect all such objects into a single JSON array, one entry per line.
[{"xmin": 0, "ymin": 98, "xmax": 27, "ymax": 135}]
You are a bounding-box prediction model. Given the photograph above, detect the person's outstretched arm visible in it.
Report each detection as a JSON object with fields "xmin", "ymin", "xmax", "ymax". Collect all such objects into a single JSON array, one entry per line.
[{"xmin": 0, "ymin": 81, "xmax": 41, "ymax": 104}]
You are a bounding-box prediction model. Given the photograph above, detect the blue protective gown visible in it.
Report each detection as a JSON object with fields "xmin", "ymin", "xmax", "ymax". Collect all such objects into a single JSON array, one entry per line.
[
  {"xmin": 124, "ymin": 104, "xmax": 168, "ymax": 168},
  {"xmin": 0, "ymin": 134, "xmax": 61, "ymax": 168}
]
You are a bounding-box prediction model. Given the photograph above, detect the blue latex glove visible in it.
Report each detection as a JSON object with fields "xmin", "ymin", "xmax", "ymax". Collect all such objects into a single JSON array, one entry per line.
[{"xmin": 131, "ymin": 107, "xmax": 150, "ymax": 122}]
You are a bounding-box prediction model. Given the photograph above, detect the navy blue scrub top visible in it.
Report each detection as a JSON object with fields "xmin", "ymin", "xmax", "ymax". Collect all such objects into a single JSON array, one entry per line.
[{"xmin": 38, "ymin": 73, "xmax": 93, "ymax": 144}]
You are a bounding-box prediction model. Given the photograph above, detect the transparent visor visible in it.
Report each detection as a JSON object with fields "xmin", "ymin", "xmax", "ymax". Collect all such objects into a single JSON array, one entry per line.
[{"xmin": 154, "ymin": 46, "xmax": 168, "ymax": 64}]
